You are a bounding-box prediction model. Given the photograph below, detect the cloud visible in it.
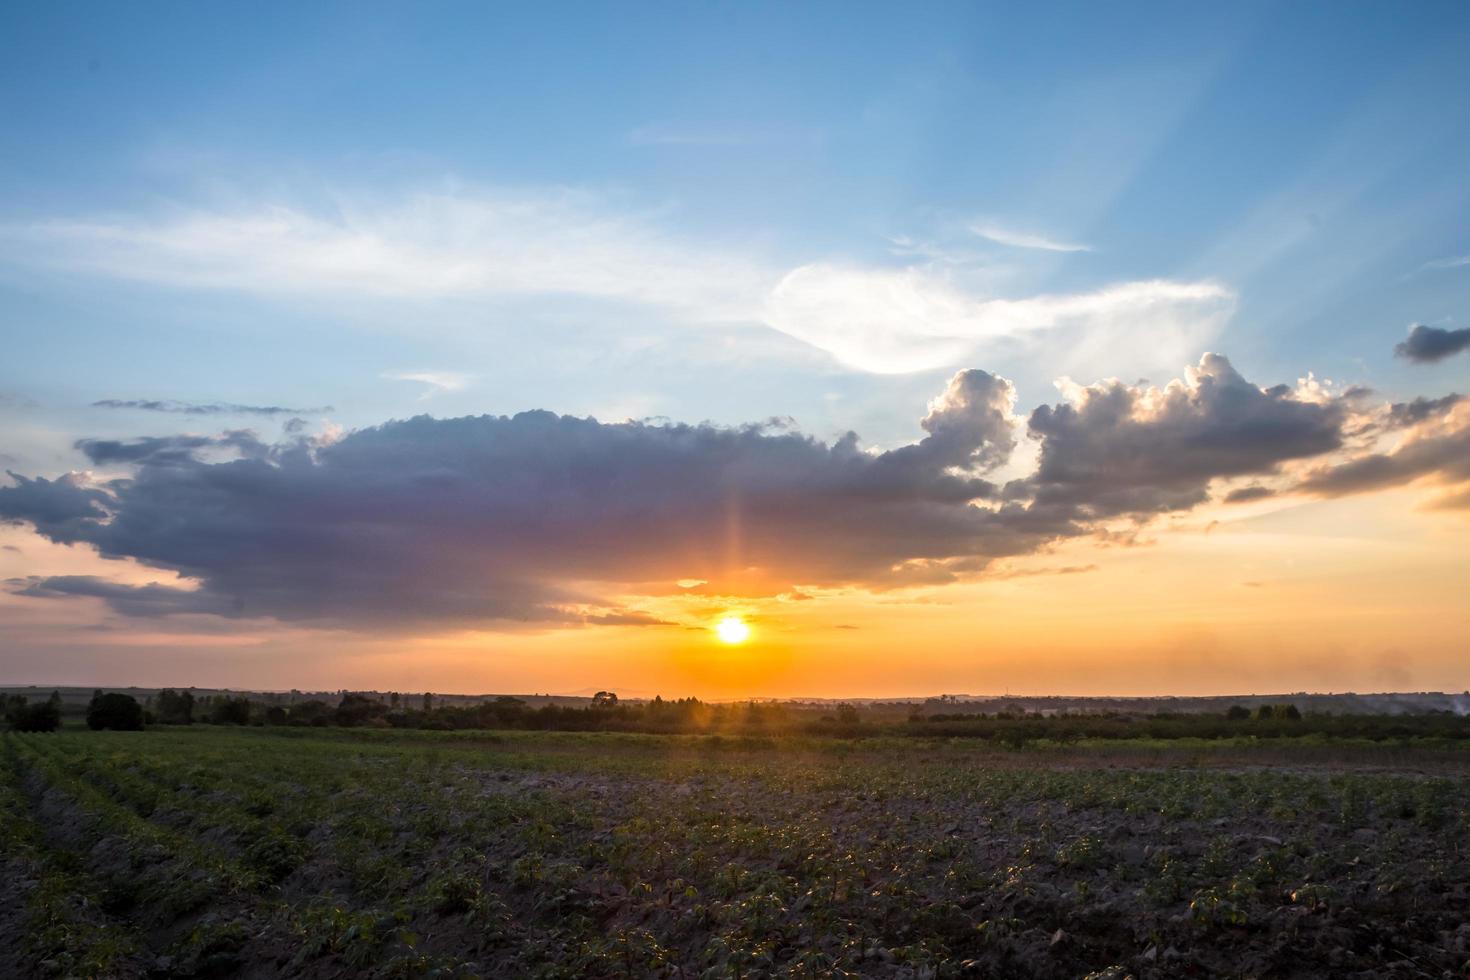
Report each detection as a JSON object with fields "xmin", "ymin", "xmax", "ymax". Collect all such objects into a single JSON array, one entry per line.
[
  {"xmin": 2, "ymin": 187, "xmax": 1235, "ymax": 376},
  {"xmin": 1297, "ymin": 411, "xmax": 1470, "ymax": 499},
  {"xmin": 0, "ymin": 471, "xmax": 111, "ymax": 541},
  {"xmin": 1425, "ymin": 486, "xmax": 1470, "ymax": 510},
  {"xmin": 1020, "ymin": 353, "xmax": 1348, "ymax": 519},
  {"xmin": 0, "ymin": 354, "xmax": 1370, "ymax": 632},
  {"xmin": 1421, "ymin": 254, "xmax": 1470, "ymax": 272},
  {"xmin": 988, "ymin": 563, "xmax": 1099, "ymax": 580},
  {"xmin": 75, "ymin": 430, "xmax": 268, "ymax": 465},
  {"xmin": 913, "ymin": 369, "xmax": 1018, "ymax": 470},
  {"xmin": 766, "ymin": 264, "xmax": 1233, "ymax": 374},
  {"xmin": 1386, "ymin": 394, "xmax": 1462, "ymax": 427},
  {"xmin": 1223, "ymin": 485, "xmax": 1276, "ymax": 503},
  {"xmin": 93, "ymin": 399, "xmax": 332, "ymax": 416},
  {"xmin": 582, "ymin": 611, "xmax": 677, "ymax": 627},
  {"xmin": 1394, "ymin": 324, "xmax": 1470, "ymax": 364},
  {"xmin": 2, "ymin": 189, "xmax": 771, "ymax": 322},
  {"xmin": 10, "ymin": 575, "xmax": 239, "ymax": 617},
  {"xmin": 969, "ymin": 222, "xmax": 1091, "ymax": 253},
  {"xmin": 382, "ymin": 370, "xmax": 474, "ymax": 398},
  {"xmin": 0, "ymin": 376, "xmax": 1030, "ymax": 628}
]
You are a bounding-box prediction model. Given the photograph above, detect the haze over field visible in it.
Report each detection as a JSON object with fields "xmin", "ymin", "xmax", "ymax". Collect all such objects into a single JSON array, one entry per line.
[{"xmin": 2, "ymin": 2, "xmax": 1470, "ymax": 697}]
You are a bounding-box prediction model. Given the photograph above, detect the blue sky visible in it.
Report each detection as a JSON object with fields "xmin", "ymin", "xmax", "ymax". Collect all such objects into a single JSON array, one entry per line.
[
  {"xmin": 4, "ymin": 0, "xmax": 1469, "ymax": 467},
  {"xmin": 3, "ymin": 1, "xmax": 1470, "ymax": 693}
]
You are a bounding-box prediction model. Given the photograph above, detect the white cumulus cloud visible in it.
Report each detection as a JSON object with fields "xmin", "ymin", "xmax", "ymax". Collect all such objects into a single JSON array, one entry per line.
[{"xmin": 766, "ymin": 263, "xmax": 1234, "ymax": 375}]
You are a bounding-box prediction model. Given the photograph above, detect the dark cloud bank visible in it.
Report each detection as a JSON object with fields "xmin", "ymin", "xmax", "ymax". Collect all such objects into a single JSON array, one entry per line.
[
  {"xmin": 1395, "ymin": 324, "xmax": 1470, "ymax": 364},
  {"xmin": 2, "ymin": 354, "xmax": 1465, "ymax": 630}
]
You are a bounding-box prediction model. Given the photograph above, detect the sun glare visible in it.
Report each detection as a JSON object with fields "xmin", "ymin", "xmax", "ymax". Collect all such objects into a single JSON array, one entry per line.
[{"xmin": 714, "ymin": 615, "xmax": 751, "ymax": 645}]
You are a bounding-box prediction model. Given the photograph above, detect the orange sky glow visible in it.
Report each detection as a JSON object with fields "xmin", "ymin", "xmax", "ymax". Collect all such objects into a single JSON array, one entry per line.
[{"xmin": 4, "ymin": 484, "xmax": 1465, "ymax": 699}]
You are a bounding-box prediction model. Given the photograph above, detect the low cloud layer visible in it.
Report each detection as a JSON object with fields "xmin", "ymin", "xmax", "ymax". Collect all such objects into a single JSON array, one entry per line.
[
  {"xmin": 2, "ymin": 354, "xmax": 1408, "ymax": 631},
  {"xmin": 1298, "ymin": 414, "xmax": 1470, "ymax": 503},
  {"xmin": 1395, "ymin": 324, "xmax": 1470, "ymax": 364}
]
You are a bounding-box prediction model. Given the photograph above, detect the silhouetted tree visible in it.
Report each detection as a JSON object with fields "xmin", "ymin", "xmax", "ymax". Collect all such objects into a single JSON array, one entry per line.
[
  {"xmin": 592, "ymin": 691, "xmax": 619, "ymax": 708},
  {"xmin": 4, "ymin": 692, "xmax": 62, "ymax": 732},
  {"xmin": 155, "ymin": 688, "xmax": 195, "ymax": 725},
  {"xmin": 209, "ymin": 696, "xmax": 252, "ymax": 725},
  {"xmin": 336, "ymin": 693, "xmax": 390, "ymax": 727},
  {"xmin": 1225, "ymin": 705, "xmax": 1251, "ymax": 721},
  {"xmin": 87, "ymin": 692, "xmax": 144, "ymax": 731},
  {"xmin": 288, "ymin": 700, "xmax": 332, "ymax": 726}
]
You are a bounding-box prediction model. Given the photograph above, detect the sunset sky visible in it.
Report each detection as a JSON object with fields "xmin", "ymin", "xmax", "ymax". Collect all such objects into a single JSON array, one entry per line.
[{"xmin": 2, "ymin": 2, "xmax": 1469, "ymax": 697}]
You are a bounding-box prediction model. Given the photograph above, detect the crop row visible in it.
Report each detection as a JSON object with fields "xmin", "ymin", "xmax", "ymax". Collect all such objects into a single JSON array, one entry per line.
[{"xmin": 3, "ymin": 727, "xmax": 1468, "ymax": 978}]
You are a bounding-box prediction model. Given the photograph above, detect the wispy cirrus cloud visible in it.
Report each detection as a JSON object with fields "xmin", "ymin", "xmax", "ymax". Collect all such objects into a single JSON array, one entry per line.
[
  {"xmin": 1, "ymin": 184, "xmax": 1231, "ymax": 377},
  {"xmin": 2, "ymin": 189, "xmax": 772, "ymax": 320},
  {"xmin": 1420, "ymin": 254, "xmax": 1470, "ymax": 272},
  {"xmin": 969, "ymin": 221, "xmax": 1092, "ymax": 253},
  {"xmin": 382, "ymin": 370, "xmax": 474, "ymax": 398}
]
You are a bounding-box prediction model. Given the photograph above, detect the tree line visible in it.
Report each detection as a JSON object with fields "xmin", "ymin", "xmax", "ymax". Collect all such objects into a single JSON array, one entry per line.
[{"xmin": 7, "ymin": 688, "xmax": 1470, "ymax": 742}]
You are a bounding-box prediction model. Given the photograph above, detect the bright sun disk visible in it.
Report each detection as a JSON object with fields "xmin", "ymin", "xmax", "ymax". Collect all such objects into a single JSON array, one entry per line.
[{"xmin": 714, "ymin": 615, "xmax": 751, "ymax": 645}]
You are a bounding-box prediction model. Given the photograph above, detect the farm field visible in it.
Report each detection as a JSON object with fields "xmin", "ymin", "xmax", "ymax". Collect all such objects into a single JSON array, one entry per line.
[{"xmin": 2, "ymin": 728, "xmax": 1468, "ymax": 979}]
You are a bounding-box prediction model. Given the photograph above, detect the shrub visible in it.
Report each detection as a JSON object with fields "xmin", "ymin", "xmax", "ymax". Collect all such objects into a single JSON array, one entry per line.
[{"xmin": 86, "ymin": 692, "xmax": 144, "ymax": 731}]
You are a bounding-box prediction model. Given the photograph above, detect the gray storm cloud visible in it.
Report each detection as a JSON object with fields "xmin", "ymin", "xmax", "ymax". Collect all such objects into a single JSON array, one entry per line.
[
  {"xmin": 1019, "ymin": 354, "xmax": 1346, "ymax": 518},
  {"xmin": 0, "ymin": 355, "xmax": 1398, "ymax": 630}
]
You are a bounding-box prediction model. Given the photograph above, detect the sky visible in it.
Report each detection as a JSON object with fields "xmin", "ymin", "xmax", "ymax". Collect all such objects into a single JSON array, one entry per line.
[{"xmin": 2, "ymin": 1, "xmax": 1469, "ymax": 698}]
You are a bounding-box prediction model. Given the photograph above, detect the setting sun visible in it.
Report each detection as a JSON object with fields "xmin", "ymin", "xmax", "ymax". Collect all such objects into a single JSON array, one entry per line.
[{"xmin": 714, "ymin": 616, "xmax": 751, "ymax": 645}]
